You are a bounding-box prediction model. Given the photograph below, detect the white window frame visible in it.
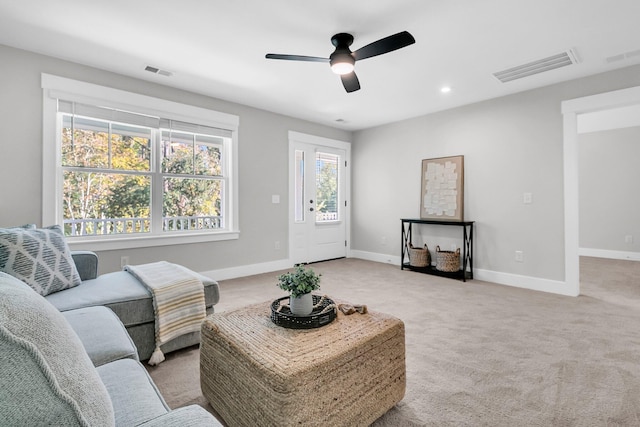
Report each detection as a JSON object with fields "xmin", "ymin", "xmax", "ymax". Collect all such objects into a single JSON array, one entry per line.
[{"xmin": 41, "ymin": 74, "xmax": 240, "ymax": 251}]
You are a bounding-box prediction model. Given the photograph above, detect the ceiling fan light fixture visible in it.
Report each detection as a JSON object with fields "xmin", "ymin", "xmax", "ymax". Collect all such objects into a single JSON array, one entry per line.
[
  {"xmin": 331, "ymin": 61, "xmax": 355, "ymax": 75},
  {"xmin": 330, "ymin": 52, "xmax": 355, "ymax": 75}
]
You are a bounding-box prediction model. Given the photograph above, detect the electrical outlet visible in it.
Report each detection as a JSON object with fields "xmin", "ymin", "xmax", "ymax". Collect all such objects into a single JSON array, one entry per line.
[
  {"xmin": 625, "ymin": 235, "xmax": 633, "ymax": 244},
  {"xmin": 381, "ymin": 236, "xmax": 387, "ymax": 245},
  {"xmin": 274, "ymin": 241, "xmax": 280, "ymax": 250},
  {"xmin": 515, "ymin": 251, "xmax": 524, "ymax": 262},
  {"xmin": 120, "ymin": 256, "xmax": 130, "ymax": 269},
  {"xmin": 523, "ymin": 193, "xmax": 533, "ymax": 204}
]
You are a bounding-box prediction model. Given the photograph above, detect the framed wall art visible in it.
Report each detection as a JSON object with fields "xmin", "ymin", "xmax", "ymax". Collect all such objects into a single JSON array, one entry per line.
[{"xmin": 420, "ymin": 155, "xmax": 464, "ymax": 221}]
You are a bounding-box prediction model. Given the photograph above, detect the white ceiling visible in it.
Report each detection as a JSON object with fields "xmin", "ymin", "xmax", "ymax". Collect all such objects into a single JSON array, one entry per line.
[{"xmin": 1, "ymin": 0, "xmax": 640, "ymax": 131}]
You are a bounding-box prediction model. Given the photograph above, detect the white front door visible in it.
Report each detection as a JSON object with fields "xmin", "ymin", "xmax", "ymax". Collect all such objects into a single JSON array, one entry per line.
[{"xmin": 289, "ymin": 132, "xmax": 350, "ymax": 265}]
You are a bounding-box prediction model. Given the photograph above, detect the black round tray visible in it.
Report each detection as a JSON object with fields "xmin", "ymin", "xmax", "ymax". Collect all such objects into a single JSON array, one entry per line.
[{"xmin": 270, "ymin": 295, "xmax": 336, "ymax": 329}]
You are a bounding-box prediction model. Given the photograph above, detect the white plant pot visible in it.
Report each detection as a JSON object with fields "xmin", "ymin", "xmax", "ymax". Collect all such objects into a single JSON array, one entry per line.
[{"xmin": 289, "ymin": 292, "xmax": 313, "ymax": 316}]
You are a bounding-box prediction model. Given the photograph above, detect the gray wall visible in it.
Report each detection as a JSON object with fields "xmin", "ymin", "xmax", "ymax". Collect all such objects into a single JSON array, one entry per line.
[
  {"xmin": 579, "ymin": 126, "xmax": 640, "ymax": 253},
  {"xmin": 0, "ymin": 44, "xmax": 351, "ymax": 274},
  {"xmin": 352, "ymin": 64, "xmax": 640, "ymax": 282},
  {"xmin": 4, "ymin": 41, "xmax": 640, "ymax": 283}
]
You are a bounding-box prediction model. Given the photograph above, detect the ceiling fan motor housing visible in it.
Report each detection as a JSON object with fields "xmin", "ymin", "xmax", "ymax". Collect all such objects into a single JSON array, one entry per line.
[
  {"xmin": 330, "ymin": 33, "xmax": 355, "ymax": 73},
  {"xmin": 330, "ymin": 51, "xmax": 355, "ymax": 67},
  {"xmin": 331, "ymin": 33, "xmax": 354, "ymax": 48}
]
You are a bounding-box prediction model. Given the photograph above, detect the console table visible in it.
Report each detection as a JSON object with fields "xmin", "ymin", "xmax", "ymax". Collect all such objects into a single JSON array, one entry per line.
[{"xmin": 401, "ymin": 218, "xmax": 474, "ymax": 282}]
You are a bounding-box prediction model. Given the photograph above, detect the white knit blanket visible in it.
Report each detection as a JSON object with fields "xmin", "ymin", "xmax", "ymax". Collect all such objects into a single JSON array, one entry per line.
[{"xmin": 125, "ymin": 261, "xmax": 206, "ymax": 365}]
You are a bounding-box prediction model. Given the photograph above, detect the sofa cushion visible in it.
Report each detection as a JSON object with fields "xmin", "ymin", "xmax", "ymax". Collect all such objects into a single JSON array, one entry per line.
[
  {"xmin": 0, "ymin": 225, "xmax": 81, "ymax": 296},
  {"xmin": 47, "ymin": 270, "xmax": 153, "ymax": 325},
  {"xmin": 97, "ymin": 358, "xmax": 169, "ymax": 427},
  {"xmin": 47, "ymin": 270, "xmax": 220, "ymax": 327},
  {"xmin": 0, "ymin": 272, "xmax": 114, "ymax": 426},
  {"xmin": 63, "ymin": 306, "xmax": 139, "ymax": 366}
]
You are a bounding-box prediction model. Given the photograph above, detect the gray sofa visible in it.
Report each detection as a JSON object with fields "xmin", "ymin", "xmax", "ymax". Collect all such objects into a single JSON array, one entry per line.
[
  {"xmin": 0, "ymin": 272, "xmax": 222, "ymax": 426},
  {"xmin": 45, "ymin": 251, "xmax": 220, "ymax": 361}
]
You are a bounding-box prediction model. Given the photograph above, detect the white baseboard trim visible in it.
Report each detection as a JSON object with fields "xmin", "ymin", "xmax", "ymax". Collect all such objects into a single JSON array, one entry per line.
[
  {"xmin": 200, "ymin": 251, "xmax": 395, "ymax": 282},
  {"xmin": 473, "ymin": 269, "xmax": 576, "ymax": 297},
  {"xmin": 579, "ymin": 247, "xmax": 640, "ymax": 261},
  {"xmin": 201, "ymin": 258, "xmax": 293, "ymax": 281},
  {"xmin": 349, "ymin": 250, "xmax": 402, "ymax": 266},
  {"xmin": 200, "ymin": 251, "xmax": 577, "ymax": 297},
  {"xmin": 350, "ymin": 250, "xmax": 577, "ymax": 297}
]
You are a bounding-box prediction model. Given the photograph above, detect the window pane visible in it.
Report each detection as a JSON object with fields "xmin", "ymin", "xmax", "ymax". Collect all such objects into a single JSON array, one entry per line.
[
  {"xmin": 295, "ymin": 150, "xmax": 304, "ymax": 222},
  {"xmin": 162, "ymin": 131, "xmax": 194, "ymax": 174},
  {"xmin": 111, "ymin": 123, "xmax": 151, "ymax": 171},
  {"xmin": 163, "ymin": 177, "xmax": 222, "ymax": 231},
  {"xmin": 195, "ymin": 135, "xmax": 222, "ymax": 176},
  {"xmin": 316, "ymin": 152, "xmax": 339, "ymax": 222},
  {"xmin": 62, "ymin": 115, "xmax": 109, "ymax": 168},
  {"xmin": 63, "ymin": 170, "xmax": 151, "ymax": 236}
]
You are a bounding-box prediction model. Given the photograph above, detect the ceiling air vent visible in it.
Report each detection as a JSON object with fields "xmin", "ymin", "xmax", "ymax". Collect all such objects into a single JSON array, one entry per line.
[
  {"xmin": 144, "ymin": 65, "xmax": 173, "ymax": 77},
  {"xmin": 606, "ymin": 48, "xmax": 640, "ymax": 63},
  {"xmin": 493, "ymin": 49, "xmax": 579, "ymax": 83}
]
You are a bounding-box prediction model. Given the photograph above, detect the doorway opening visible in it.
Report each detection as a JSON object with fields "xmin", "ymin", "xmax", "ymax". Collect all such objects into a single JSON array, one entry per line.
[{"xmin": 562, "ymin": 85, "xmax": 640, "ymax": 296}]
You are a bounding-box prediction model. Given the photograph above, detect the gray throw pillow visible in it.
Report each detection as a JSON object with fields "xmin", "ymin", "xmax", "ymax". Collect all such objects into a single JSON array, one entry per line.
[
  {"xmin": 0, "ymin": 225, "xmax": 81, "ymax": 296},
  {"xmin": 7, "ymin": 224, "xmax": 35, "ymax": 229}
]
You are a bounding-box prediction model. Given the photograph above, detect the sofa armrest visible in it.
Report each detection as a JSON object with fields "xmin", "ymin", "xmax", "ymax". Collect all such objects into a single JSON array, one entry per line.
[
  {"xmin": 71, "ymin": 251, "xmax": 99, "ymax": 281},
  {"xmin": 137, "ymin": 405, "xmax": 223, "ymax": 427}
]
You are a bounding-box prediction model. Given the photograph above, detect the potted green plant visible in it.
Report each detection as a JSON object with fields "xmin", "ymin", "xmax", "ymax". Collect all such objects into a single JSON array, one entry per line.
[{"xmin": 277, "ymin": 265, "xmax": 321, "ymax": 316}]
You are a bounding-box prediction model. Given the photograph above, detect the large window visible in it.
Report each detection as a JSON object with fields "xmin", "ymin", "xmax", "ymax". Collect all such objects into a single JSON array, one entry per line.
[{"xmin": 42, "ymin": 74, "xmax": 239, "ymax": 250}]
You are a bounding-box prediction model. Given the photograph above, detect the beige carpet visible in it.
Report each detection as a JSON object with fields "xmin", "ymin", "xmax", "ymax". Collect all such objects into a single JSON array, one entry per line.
[{"xmin": 147, "ymin": 257, "xmax": 640, "ymax": 426}]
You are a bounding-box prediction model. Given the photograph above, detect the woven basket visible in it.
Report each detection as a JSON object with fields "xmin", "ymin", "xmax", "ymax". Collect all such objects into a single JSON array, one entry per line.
[
  {"xmin": 270, "ymin": 295, "xmax": 336, "ymax": 329},
  {"xmin": 409, "ymin": 243, "xmax": 430, "ymax": 267},
  {"xmin": 435, "ymin": 246, "xmax": 460, "ymax": 272}
]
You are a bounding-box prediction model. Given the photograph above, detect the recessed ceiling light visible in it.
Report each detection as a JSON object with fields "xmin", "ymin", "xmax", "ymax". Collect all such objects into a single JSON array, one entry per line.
[{"xmin": 440, "ymin": 86, "xmax": 452, "ymax": 93}]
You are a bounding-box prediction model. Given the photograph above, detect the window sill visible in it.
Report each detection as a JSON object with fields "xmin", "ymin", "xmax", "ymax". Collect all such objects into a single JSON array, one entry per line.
[{"xmin": 66, "ymin": 230, "xmax": 240, "ymax": 252}]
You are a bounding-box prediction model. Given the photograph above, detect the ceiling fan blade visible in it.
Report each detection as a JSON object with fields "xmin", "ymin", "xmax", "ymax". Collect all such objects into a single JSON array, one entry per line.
[
  {"xmin": 265, "ymin": 53, "xmax": 329, "ymax": 63},
  {"xmin": 341, "ymin": 72, "xmax": 360, "ymax": 93},
  {"xmin": 352, "ymin": 31, "xmax": 415, "ymax": 61}
]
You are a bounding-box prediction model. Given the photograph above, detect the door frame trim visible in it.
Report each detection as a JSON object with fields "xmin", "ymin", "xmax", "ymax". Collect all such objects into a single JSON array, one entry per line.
[
  {"xmin": 288, "ymin": 131, "xmax": 351, "ymax": 264},
  {"xmin": 562, "ymin": 84, "xmax": 640, "ymax": 296}
]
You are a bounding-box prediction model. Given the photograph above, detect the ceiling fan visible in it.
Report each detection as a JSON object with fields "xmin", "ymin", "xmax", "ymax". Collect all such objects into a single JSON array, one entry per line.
[{"xmin": 265, "ymin": 31, "xmax": 415, "ymax": 93}]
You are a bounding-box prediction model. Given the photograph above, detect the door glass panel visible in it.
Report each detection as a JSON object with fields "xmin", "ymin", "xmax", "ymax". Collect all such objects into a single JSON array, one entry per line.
[
  {"xmin": 315, "ymin": 152, "xmax": 339, "ymax": 222},
  {"xmin": 295, "ymin": 150, "xmax": 305, "ymax": 222}
]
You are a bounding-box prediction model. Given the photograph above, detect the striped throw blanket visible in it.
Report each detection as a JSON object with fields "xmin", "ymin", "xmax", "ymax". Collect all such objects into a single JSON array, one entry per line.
[{"xmin": 125, "ymin": 261, "xmax": 206, "ymax": 365}]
